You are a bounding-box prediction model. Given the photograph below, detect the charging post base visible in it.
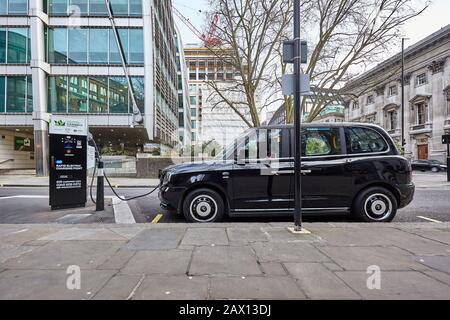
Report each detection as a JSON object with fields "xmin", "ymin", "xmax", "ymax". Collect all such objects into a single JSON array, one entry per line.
[{"xmin": 96, "ymin": 161, "xmax": 105, "ymax": 212}]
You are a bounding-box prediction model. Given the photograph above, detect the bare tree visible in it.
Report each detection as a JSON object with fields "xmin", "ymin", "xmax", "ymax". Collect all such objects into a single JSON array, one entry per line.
[
  {"xmin": 204, "ymin": 0, "xmax": 294, "ymax": 128},
  {"xmin": 292, "ymin": 0, "xmax": 429, "ymax": 122}
]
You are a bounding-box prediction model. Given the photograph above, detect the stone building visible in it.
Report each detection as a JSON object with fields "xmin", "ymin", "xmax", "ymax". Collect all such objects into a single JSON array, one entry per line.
[{"xmin": 344, "ymin": 25, "xmax": 450, "ymax": 162}]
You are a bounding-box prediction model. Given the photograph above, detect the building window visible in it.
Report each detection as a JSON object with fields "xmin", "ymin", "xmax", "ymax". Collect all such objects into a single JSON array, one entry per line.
[
  {"xmin": 191, "ymin": 108, "xmax": 196, "ymax": 117},
  {"xmin": 0, "ymin": 76, "xmax": 32, "ymax": 113},
  {"xmin": 415, "ymin": 73, "xmax": 427, "ymax": 87},
  {"xmin": 68, "ymin": 28, "xmax": 88, "ymax": 64},
  {"xmin": 88, "ymin": 77, "xmax": 108, "ymax": 113},
  {"xmin": 190, "ymin": 96, "xmax": 197, "ymax": 105},
  {"xmin": 352, "ymin": 101, "xmax": 359, "ymax": 110},
  {"xmin": 46, "ymin": 27, "xmax": 143, "ymax": 65},
  {"xmin": 0, "ymin": 28, "xmax": 30, "ymax": 64},
  {"xmin": 416, "ymin": 102, "xmax": 428, "ymax": 125},
  {"xmin": 89, "ymin": 28, "xmax": 109, "ymax": 64},
  {"xmin": 68, "ymin": 76, "xmax": 88, "ymax": 113},
  {"xmin": 48, "ymin": 0, "xmax": 142, "ymax": 16},
  {"xmin": 366, "ymin": 95, "xmax": 374, "ymax": 105},
  {"xmin": 386, "ymin": 109, "xmax": 397, "ymax": 131},
  {"xmin": 1, "ymin": 0, "xmax": 28, "ymax": 15},
  {"xmin": 388, "ymin": 85, "xmax": 397, "ymax": 96},
  {"xmin": 109, "ymin": 77, "xmax": 128, "ymax": 113},
  {"xmin": 48, "ymin": 76, "xmax": 143, "ymax": 114}
]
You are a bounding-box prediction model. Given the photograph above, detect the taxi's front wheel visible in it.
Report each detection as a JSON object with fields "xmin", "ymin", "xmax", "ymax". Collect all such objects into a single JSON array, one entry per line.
[{"xmin": 183, "ymin": 188, "xmax": 225, "ymax": 223}]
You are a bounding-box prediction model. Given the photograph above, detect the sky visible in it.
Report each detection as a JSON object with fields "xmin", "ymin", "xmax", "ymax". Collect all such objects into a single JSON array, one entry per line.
[{"xmin": 173, "ymin": 0, "xmax": 450, "ymax": 50}]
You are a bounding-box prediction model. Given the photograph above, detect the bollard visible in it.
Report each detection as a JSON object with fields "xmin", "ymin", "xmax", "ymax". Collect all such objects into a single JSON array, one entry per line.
[{"xmin": 96, "ymin": 161, "xmax": 105, "ymax": 212}]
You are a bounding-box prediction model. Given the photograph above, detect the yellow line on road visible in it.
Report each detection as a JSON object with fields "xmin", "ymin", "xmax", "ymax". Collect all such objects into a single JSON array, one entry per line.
[
  {"xmin": 417, "ymin": 216, "xmax": 443, "ymax": 224},
  {"xmin": 151, "ymin": 214, "xmax": 163, "ymax": 224}
]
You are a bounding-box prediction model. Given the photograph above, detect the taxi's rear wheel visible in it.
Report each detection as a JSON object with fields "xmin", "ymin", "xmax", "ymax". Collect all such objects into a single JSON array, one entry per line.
[
  {"xmin": 183, "ymin": 188, "xmax": 225, "ymax": 223},
  {"xmin": 352, "ymin": 187, "xmax": 398, "ymax": 222}
]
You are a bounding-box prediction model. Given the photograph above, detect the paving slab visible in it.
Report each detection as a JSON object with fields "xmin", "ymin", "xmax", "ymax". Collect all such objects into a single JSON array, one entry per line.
[
  {"xmin": 93, "ymin": 274, "xmax": 143, "ymax": 300},
  {"xmin": 0, "ymin": 269, "xmax": 115, "ymax": 300},
  {"xmin": 0, "ymin": 226, "xmax": 61, "ymax": 245},
  {"xmin": 416, "ymin": 256, "xmax": 450, "ymax": 274},
  {"xmin": 260, "ymin": 262, "xmax": 287, "ymax": 276},
  {"xmin": 251, "ymin": 242, "xmax": 329, "ymax": 263},
  {"xmin": 122, "ymin": 228, "xmax": 186, "ymax": 251},
  {"xmin": 423, "ymin": 271, "xmax": 450, "ymax": 286},
  {"xmin": 401, "ymin": 228, "xmax": 450, "ymax": 245},
  {"xmin": 38, "ymin": 228, "xmax": 127, "ymax": 241},
  {"xmin": 133, "ymin": 276, "xmax": 209, "ymax": 300},
  {"xmin": 189, "ymin": 246, "xmax": 262, "ymax": 276},
  {"xmin": 98, "ymin": 250, "xmax": 136, "ymax": 270},
  {"xmin": 284, "ymin": 263, "xmax": 360, "ymax": 300},
  {"xmin": 210, "ymin": 276, "xmax": 306, "ymax": 300},
  {"xmin": 181, "ymin": 228, "xmax": 228, "ymax": 246},
  {"xmin": 3, "ymin": 241, "xmax": 124, "ymax": 270},
  {"xmin": 107, "ymin": 226, "xmax": 147, "ymax": 240},
  {"xmin": 0, "ymin": 244, "xmax": 35, "ymax": 264},
  {"xmin": 121, "ymin": 250, "xmax": 191, "ymax": 275},
  {"xmin": 336, "ymin": 271, "xmax": 450, "ymax": 300},
  {"xmin": 226, "ymin": 227, "xmax": 269, "ymax": 243},
  {"xmin": 263, "ymin": 228, "xmax": 322, "ymax": 243},
  {"xmin": 319, "ymin": 246, "xmax": 426, "ymax": 271}
]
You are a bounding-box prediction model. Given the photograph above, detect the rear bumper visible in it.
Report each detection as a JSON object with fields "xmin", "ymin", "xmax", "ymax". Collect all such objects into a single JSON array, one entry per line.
[{"xmin": 397, "ymin": 183, "xmax": 415, "ymax": 209}]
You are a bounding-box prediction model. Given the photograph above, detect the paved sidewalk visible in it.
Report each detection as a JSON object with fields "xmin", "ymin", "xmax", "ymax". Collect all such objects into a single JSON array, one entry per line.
[{"xmin": 0, "ymin": 222, "xmax": 449, "ymax": 300}]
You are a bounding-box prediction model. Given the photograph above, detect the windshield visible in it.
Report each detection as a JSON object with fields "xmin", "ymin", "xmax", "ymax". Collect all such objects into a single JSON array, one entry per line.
[{"xmin": 214, "ymin": 128, "xmax": 253, "ymax": 160}]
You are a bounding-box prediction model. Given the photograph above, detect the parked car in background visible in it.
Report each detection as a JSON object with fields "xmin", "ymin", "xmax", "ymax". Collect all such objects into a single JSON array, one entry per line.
[
  {"xmin": 411, "ymin": 160, "xmax": 447, "ymax": 173},
  {"xmin": 159, "ymin": 123, "xmax": 415, "ymax": 223}
]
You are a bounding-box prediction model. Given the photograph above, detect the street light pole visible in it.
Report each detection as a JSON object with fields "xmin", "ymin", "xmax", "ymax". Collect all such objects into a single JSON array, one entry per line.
[
  {"xmin": 293, "ymin": 0, "xmax": 303, "ymax": 231},
  {"xmin": 401, "ymin": 38, "xmax": 407, "ymax": 150}
]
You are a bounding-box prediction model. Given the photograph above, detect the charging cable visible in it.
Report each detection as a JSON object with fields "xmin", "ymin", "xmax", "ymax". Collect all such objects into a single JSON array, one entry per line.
[{"xmin": 88, "ymin": 135, "xmax": 160, "ymax": 204}]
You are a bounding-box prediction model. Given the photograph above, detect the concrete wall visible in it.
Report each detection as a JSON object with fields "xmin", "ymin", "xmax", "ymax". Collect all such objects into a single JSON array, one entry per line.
[{"xmin": 0, "ymin": 129, "xmax": 35, "ymax": 170}]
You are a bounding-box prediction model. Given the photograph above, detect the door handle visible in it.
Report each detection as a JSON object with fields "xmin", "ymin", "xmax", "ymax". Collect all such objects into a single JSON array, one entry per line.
[
  {"xmin": 301, "ymin": 170, "xmax": 312, "ymax": 175},
  {"xmin": 271, "ymin": 170, "xmax": 294, "ymax": 175}
]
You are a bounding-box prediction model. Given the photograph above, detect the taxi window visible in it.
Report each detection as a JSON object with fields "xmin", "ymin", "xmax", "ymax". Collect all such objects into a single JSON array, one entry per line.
[
  {"xmin": 345, "ymin": 127, "xmax": 388, "ymax": 154},
  {"xmin": 301, "ymin": 128, "xmax": 342, "ymax": 157}
]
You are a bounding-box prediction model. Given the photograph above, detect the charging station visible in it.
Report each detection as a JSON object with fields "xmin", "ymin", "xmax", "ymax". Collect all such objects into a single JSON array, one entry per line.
[{"xmin": 49, "ymin": 116, "xmax": 88, "ymax": 210}]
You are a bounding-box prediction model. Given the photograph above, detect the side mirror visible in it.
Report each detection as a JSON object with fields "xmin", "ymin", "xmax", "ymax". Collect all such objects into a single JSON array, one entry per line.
[{"xmin": 234, "ymin": 148, "xmax": 246, "ymax": 165}]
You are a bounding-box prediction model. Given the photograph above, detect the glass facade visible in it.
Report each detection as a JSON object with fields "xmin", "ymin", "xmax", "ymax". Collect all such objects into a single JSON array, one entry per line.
[
  {"xmin": 47, "ymin": 27, "xmax": 143, "ymax": 65},
  {"xmin": 47, "ymin": 0, "xmax": 142, "ymax": 16},
  {"xmin": 0, "ymin": 28, "xmax": 30, "ymax": 64},
  {"xmin": 48, "ymin": 76, "xmax": 143, "ymax": 114},
  {"xmin": 1, "ymin": 0, "xmax": 28, "ymax": 15},
  {"xmin": 0, "ymin": 76, "xmax": 32, "ymax": 113}
]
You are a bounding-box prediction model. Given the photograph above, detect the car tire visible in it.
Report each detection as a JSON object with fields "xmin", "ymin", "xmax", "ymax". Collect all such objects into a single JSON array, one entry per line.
[
  {"xmin": 183, "ymin": 188, "xmax": 225, "ymax": 223},
  {"xmin": 431, "ymin": 167, "xmax": 439, "ymax": 173},
  {"xmin": 352, "ymin": 187, "xmax": 398, "ymax": 222}
]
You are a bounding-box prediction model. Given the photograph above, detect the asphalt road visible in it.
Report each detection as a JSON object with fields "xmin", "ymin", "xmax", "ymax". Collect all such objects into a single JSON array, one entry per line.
[{"xmin": 0, "ymin": 185, "xmax": 449, "ymax": 224}]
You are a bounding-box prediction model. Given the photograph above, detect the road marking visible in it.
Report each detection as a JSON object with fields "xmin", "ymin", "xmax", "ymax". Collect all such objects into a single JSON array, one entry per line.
[
  {"xmin": 112, "ymin": 196, "xmax": 136, "ymax": 224},
  {"xmin": 151, "ymin": 214, "xmax": 163, "ymax": 224},
  {"xmin": 417, "ymin": 216, "xmax": 443, "ymax": 224}
]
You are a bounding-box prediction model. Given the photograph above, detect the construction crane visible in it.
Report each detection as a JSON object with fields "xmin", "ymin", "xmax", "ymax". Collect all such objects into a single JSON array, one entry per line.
[{"xmin": 172, "ymin": 6, "xmax": 221, "ymax": 47}]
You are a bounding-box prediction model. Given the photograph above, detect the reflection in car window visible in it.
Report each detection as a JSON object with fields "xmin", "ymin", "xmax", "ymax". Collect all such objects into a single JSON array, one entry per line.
[
  {"xmin": 345, "ymin": 127, "xmax": 388, "ymax": 154},
  {"xmin": 302, "ymin": 128, "xmax": 341, "ymax": 157}
]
